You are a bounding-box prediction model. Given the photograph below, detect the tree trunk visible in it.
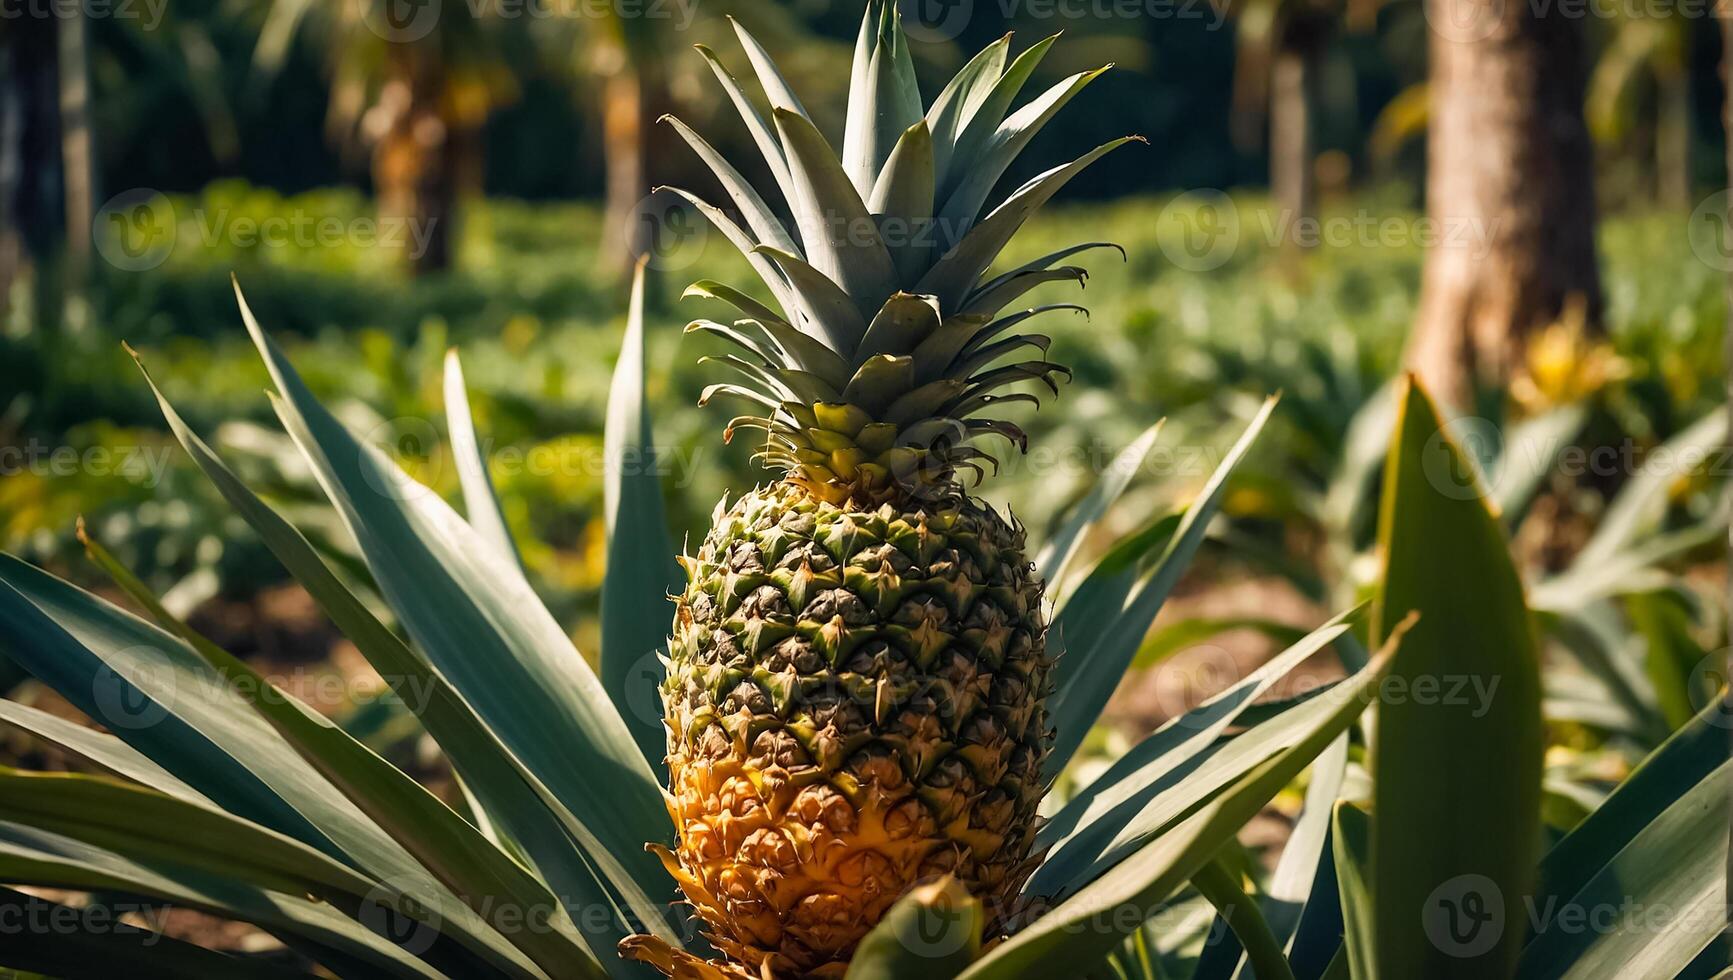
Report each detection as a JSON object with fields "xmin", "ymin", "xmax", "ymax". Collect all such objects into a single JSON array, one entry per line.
[
  {"xmin": 57, "ymin": 7, "xmax": 92, "ymax": 298},
  {"xmin": 1269, "ymin": 19, "xmax": 1327, "ymax": 249},
  {"xmin": 372, "ymin": 52, "xmax": 455, "ymax": 276},
  {"xmin": 600, "ymin": 64, "xmax": 650, "ymax": 280},
  {"xmin": 1, "ymin": 17, "xmax": 66, "ymax": 336},
  {"xmin": 597, "ymin": 8, "xmax": 677, "ymax": 283},
  {"xmin": 1408, "ymin": 0, "xmax": 1602, "ymax": 409}
]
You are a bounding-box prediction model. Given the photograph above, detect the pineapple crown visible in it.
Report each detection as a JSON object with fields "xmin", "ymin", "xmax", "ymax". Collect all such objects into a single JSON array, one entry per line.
[{"xmin": 665, "ymin": 3, "xmax": 1139, "ymax": 506}]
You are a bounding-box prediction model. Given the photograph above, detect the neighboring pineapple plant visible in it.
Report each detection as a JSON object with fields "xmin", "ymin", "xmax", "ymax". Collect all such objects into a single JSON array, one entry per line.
[{"xmin": 641, "ymin": 6, "xmax": 1125, "ymax": 974}]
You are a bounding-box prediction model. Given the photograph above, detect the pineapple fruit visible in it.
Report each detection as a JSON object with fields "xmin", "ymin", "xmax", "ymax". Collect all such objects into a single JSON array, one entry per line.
[{"xmin": 626, "ymin": 7, "xmax": 1135, "ymax": 976}]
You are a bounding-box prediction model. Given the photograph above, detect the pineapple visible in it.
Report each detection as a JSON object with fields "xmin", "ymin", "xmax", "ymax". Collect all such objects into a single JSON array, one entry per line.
[{"xmin": 629, "ymin": 7, "xmax": 1136, "ymax": 977}]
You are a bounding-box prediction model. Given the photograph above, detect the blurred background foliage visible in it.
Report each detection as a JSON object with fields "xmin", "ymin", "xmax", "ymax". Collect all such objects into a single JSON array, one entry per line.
[{"xmin": 1, "ymin": 0, "xmax": 1728, "ymax": 802}]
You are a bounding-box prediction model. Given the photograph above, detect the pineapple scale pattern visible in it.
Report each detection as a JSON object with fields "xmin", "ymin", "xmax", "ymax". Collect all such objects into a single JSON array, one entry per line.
[{"xmin": 659, "ymin": 482, "xmax": 1053, "ymax": 977}]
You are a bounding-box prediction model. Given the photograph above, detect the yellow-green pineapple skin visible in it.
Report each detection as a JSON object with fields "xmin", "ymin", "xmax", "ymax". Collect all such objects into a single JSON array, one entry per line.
[{"xmin": 658, "ymin": 482, "xmax": 1052, "ymax": 978}]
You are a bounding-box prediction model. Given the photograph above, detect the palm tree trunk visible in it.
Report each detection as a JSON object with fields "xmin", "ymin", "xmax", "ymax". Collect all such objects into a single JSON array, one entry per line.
[
  {"xmin": 1270, "ymin": 48, "xmax": 1313, "ymax": 245},
  {"xmin": 2, "ymin": 17, "xmax": 65, "ymax": 340},
  {"xmin": 1270, "ymin": 20, "xmax": 1326, "ymax": 249},
  {"xmin": 600, "ymin": 65, "xmax": 649, "ymax": 280},
  {"xmin": 372, "ymin": 55, "xmax": 455, "ymax": 276},
  {"xmin": 57, "ymin": 7, "xmax": 92, "ymax": 299},
  {"xmin": 1409, "ymin": 0, "xmax": 1602, "ymax": 408}
]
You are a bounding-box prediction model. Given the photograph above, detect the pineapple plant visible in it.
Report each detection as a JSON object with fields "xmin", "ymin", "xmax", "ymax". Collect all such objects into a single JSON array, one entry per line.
[
  {"xmin": 0, "ymin": 10, "xmax": 1722, "ymax": 980},
  {"xmin": 636, "ymin": 7, "xmax": 1129, "ymax": 974}
]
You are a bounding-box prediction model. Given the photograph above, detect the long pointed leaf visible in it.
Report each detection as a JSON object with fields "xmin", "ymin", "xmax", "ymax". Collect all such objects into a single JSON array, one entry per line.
[
  {"xmin": 1516, "ymin": 759, "xmax": 1731, "ymax": 978},
  {"xmin": 772, "ymin": 107, "xmax": 899, "ymax": 322},
  {"xmin": 0, "ymin": 821, "xmax": 444, "ymax": 980},
  {"xmin": 0, "ymin": 698, "xmax": 208, "ymax": 804},
  {"xmin": 1034, "ymin": 604, "xmax": 1361, "ymax": 896},
  {"xmin": 0, "ymin": 565, "xmax": 540, "ymax": 979},
  {"xmin": 1331, "ymin": 802, "xmax": 1374, "ymax": 980},
  {"xmin": 940, "ymin": 34, "xmax": 1057, "ymax": 204},
  {"xmin": 1369, "ymin": 376, "xmax": 1543, "ymax": 980},
  {"xmin": 842, "ymin": 2, "xmax": 922, "ymax": 200},
  {"xmin": 728, "ymin": 17, "xmax": 811, "ymax": 120},
  {"xmin": 919, "ymin": 138, "xmax": 1141, "ymax": 311},
  {"xmin": 444, "ymin": 351, "xmax": 521, "ymax": 571},
  {"xmin": 1045, "ymin": 396, "xmax": 1277, "ymax": 779},
  {"xmin": 602, "ymin": 262, "xmax": 684, "ymax": 776},
  {"xmin": 927, "ymin": 34, "xmax": 1011, "ymax": 192},
  {"xmin": 233, "ymin": 286, "xmax": 674, "ymax": 926},
  {"xmin": 936, "ymin": 67, "xmax": 1111, "ymax": 241},
  {"xmin": 1036, "ymin": 420, "xmax": 1165, "ymax": 593},
  {"xmin": 0, "ymin": 883, "xmax": 312, "ymax": 980},
  {"xmin": 132, "ymin": 354, "xmax": 673, "ymax": 961},
  {"xmin": 76, "ymin": 530, "xmax": 594, "ymax": 979},
  {"xmin": 961, "ymin": 628, "xmax": 1405, "ymax": 979},
  {"xmin": 662, "ymin": 114, "xmax": 799, "ymax": 258},
  {"xmin": 693, "ymin": 44, "xmax": 791, "ymax": 193}
]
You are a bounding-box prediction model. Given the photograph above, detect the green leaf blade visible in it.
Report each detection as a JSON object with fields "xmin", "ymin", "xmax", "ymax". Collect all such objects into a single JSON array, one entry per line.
[
  {"xmin": 1369, "ymin": 376, "xmax": 1544, "ymax": 979},
  {"xmin": 602, "ymin": 263, "xmax": 685, "ymax": 777}
]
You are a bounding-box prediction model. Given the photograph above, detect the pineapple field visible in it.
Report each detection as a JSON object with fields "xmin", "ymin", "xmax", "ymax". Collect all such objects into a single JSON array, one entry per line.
[{"xmin": 0, "ymin": 2, "xmax": 1730, "ymax": 979}]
